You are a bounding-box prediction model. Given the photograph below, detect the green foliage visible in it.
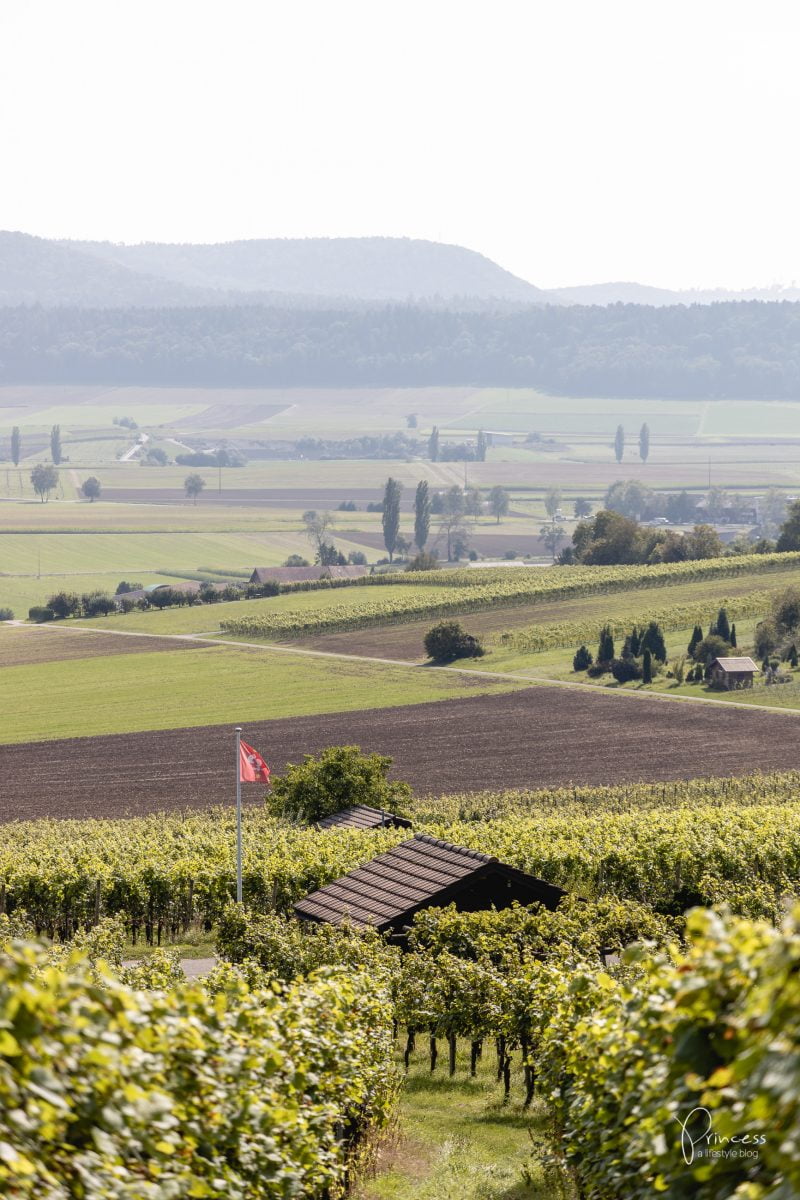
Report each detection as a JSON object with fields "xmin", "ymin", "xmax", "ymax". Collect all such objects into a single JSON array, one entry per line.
[
  {"xmin": 0, "ymin": 940, "xmax": 396, "ymax": 1197},
  {"xmin": 80, "ymin": 475, "xmax": 101, "ymax": 501},
  {"xmin": 10, "ymin": 426, "xmax": 20, "ymax": 466},
  {"xmin": 639, "ymin": 421, "xmax": 649, "ymax": 462},
  {"xmin": 614, "ymin": 423, "xmax": 624, "ymax": 462},
  {"xmin": 406, "ymin": 550, "xmax": 438, "ymax": 571},
  {"xmin": 381, "ymin": 476, "xmax": 403, "ymax": 561},
  {"xmin": 184, "ymin": 472, "xmax": 206, "ymax": 503},
  {"xmin": 0, "ymin": 607, "xmax": 14, "ymax": 621},
  {"xmin": 714, "ymin": 605, "xmax": 731, "ymax": 641},
  {"xmin": 611, "ymin": 656, "xmax": 642, "ymax": 683},
  {"xmin": 640, "ymin": 619, "xmax": 667, "ymax": 662},
  {"xmin": 597, "ymin": 623, "xmax": 615, "ymax": 663},
  {"xmin": 424, "ymin": 620, "xmax": 485, "ymax": 662},
  {"xmin": 50, "ymin": 423, "xmax": 62, "ymax": 465},
  {"xmin": 532, "ymin": 907, "xmax": 800, "ymax": 1198},
  {"xmin": 413, "ymin": 479, "xmax": 431, "ymax": 549},
  {"xmin": 688, "ymin": 623, "xmax": 703, "ymax": 655},
  {"xmin": 27, "ymin": 605, "xmax": 54, "ymax": 623},
  {"xmin": 572, "ymin": 644, "xmax": 593, "ymax": 671},
  {"xmin": 642, "ymin": 647, "xmax": 653, "ymax": 683},
  {"xmin": 267, "ymin": 744, "xmax": 412, "ymax": 824},
  {"xmin": 30, "ymin": 462, "xmax": 58, "ymax": 502},
  {"xmin": 693, "ymin": 633, "xmax": 732, "ymax": 664},
  {"xmin": 46, "ymin": 590, "xmax": 81, "ymax": 619}
]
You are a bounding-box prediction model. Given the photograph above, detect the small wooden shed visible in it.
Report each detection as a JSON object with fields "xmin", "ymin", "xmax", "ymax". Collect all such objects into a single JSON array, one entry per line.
[
  {"xmin": 316, "ymin": 805, "xmax": 413, "ymax": 832},
  {"xmin": 709, "ymin": 656, "xmax": 758, "ymax": 690},
  {"xmin": 294, "ymin": 833, "xmax": 565, "ymax": 939}
]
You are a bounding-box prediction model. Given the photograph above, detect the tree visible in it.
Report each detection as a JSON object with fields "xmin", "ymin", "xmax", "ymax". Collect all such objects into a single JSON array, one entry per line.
[
  {"xmin": 715, "ymin": 607, "xmax": 731, "ymax": 642},
  {"xmin": 692, "ymin": 633, "xmax": 731, "ymax": 664},
  {"xmin": 642, "ymin": 648, "xmax": 653, "ymax": 683},
  {"xmin": 302, "ymin": 510, "xmax": 335, "ymax": 558},
  {"xmin": 629, "ymin": 626, "xmax": 642, "ymax": 656},
  {"xmin": 777, "ymin": 500, "xmax": 800, "ymax": 551},
  {"xmin": 184, "ymin": 474, "xmax": 205, "ymax": 504},
  {"xmin": 46, "ymin": 591, "xmax": 81, "ymax": 619},
  {"xmin": 424, "ymin": 621, "xmax": 485, "ymax": 662},
  {"xmin": 540, "ymin": 524, "xmax": 566, "ymax": 560},
  {"xmin": 267, "ymin": 745, "xmax": 412, "ymax": 823},
  {"xmin": 382, "ymin": 477, "xmax": 403, "ymax": 561},
  {"xmin": 611, "ymin": 657, "xmax": 642, "ymax": 683},
  {"xmin": 428, "ymin": 426, "xmax": 440, "ymax": 462},
  {"xmin": 464, "ymin": 488, "xmax": 483, "ymax": 517},
  {"xmin": 406, "ymin": 413, "xmax": 418, "ymax": 428},
  {"xmin": 476, "ymin": 429, "xmax": 488, "ymax": 462},
  {"xmin": 50, "ymin": 425, "xmax": 62, "ymax": 465},
  {"xmin": 10, "ymin": 427, "xmax": 20, "ymax": 466},
  {"xmin": 544, "ymin": 487, "xmax": 562, "ymax": 521},
  {"xmin": 414, "ymin": 480, "xmax": 431, "ymax": 549},
  {"xmin": 439, "ymin": 486, "xmax": 469, "ymax": 561},
  {"xmin": 284, "ymin": 554, "xmax": 310, "ymax": 567},
  {"xmin": 761, "ymin": 488, "xmax": 788, "ymax": 537},
  {"xmin": 641, "ymin": 621, "xmax": 667, "ymax": 663},
  {"xmin": 574, "ymin": 497, "xmax": 592, "ymax": 518},
  {"xmin": 683, "ymin": 524, "xmax": 723, "ymax": 560},
  {"xmin": 81, "ymin": 477, "xmax": 101, "ymax": 502},
  {"xmin": 604, "ymin": 479, "xmax": 653, "ymax": 519},
  {"xmin": 639, "ymin": 423, "xmax": 650, "ymax": 463},
  {"xmin": 597, "ymin": 625, "xmax": 615, "ymax": 664},
  {"xmin": 406, "ymin": 550, "xmax": 438, "ymax": 571},
  {"xmin": 687, "ymin": 625, "xmax": 703, "ymax": 656},
  {"xmin": 317, "ymin": 542, "xmax": 347, "ymax": 566},
  {"xmin": 773, "ymin": 586, "xmax": 800, "ymax": 635},
  {"xmin": 706, "ymin": 487, "xmax": 729, "ymax": 522},
  {"xmin": 573, "ymin": 644, "xmax": 593, "ymax": 671},
  {"xmin": 730, "ymin": 623, "xmax": 737, "ymax": 648},
  {"xmin": 30, "ymin": 463, "xmax": 58, "ymax": 503},
  {"xmin": 488, "ymin": 485, "xmax": 510, "ymax": 524},
  {"xmin": 614, "ymin": 424, "xmax": 624, "ymax": 463}
]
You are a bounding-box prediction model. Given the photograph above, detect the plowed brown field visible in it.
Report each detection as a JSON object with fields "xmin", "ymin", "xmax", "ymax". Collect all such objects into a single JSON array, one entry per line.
[{"xmin": 4, "ymin": 686, "xmax": 800, "ymax": 822}]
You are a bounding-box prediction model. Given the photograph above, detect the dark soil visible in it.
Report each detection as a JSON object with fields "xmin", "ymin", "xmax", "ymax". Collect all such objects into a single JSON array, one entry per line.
[{"xmin": 4, "ymin": 686, "xmax": 800, "ymax": 822}]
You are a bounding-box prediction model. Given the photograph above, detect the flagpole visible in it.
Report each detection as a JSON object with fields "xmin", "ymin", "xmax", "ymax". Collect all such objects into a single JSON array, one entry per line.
[{"xmin": 235, "ymin": 726, "xmax": 243, "ymax": 903}]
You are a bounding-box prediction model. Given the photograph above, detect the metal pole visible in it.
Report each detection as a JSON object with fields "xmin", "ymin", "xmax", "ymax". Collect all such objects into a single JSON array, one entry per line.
[{"xmin": 235, "ymin": 726, "xmax": 243, "ymax": 903}]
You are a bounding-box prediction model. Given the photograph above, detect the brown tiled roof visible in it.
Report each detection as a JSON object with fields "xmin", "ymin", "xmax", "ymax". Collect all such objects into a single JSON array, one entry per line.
[
  {"xmin": 249, "ymin": 565, "xmax": 368, "ymax": 584},
  {"xmin": 294, "ymin": 833, "xmax": 565, "ymax": 931},
  {"xmin": 316, "ymin": 805, "xmax": 413, "ymax": 831},
  {"xmin": 712, "ymin": 657, "xmax": 759, "ymax": 672}
]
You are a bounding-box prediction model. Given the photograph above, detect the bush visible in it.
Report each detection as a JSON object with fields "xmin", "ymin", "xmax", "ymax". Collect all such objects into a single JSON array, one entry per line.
[
  {"xmin": 0, "ymin": 608, "xmax": 13, "ymax": 621},
  {"xmin": 284, "ymin": 554, "xmax": 310, "ymax": 567},
  {"xmin": 406, "ymin": 551, "xmax": 438, "ymax": 572},
  {"xmin": 46, "ymin": 591, "xmax": 80, "ymax": 619},
  {"xmin": 81, "ymin": 591, "xmax": 116, "ymax": 618},
  {"xmin": 503, "ymin": 549, "xmax": 518, "ymax": 559},
  {"xmin": 28, "ymin": 606, "xmax": 54, "ymax": 623},
  {"xmin": 338, "ymin": 499, "xmax": 358, "ymax": 511},
  {"xmin": 267, "ymin": 745, "xmax": 412, "ymax": 824},
  {"xmin": 693, "ymin": 632, "xmax": 732, "ymax": 663},
  {"xmin": 115, "ymin": 580, "xmax": 143, "ymax": 595},
  {"xmin": 424, "ymin": 621, "xmax": 486, "ymax": 662},
  {"xmin": 119, "ymin": 596, "xmax": 136, "ymax": 614},
  {"xmin": 611, "ymin": 657, "xmax": 643, "ymax": 683},
  {"xmin": 573, "ymin": 644, "xmax": 593, "ymax": 671}
]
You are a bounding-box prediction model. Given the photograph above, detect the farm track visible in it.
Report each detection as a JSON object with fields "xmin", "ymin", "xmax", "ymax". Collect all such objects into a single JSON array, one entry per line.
[{"xmin": 4, "ymin": 682, "xmax": 800, "ymax": 822}]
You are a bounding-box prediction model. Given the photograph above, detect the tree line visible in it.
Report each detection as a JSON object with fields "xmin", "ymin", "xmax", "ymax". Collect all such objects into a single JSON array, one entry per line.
[{"xmin": 5, "ymin": 300, "xmax": 800, "ymax": 396}]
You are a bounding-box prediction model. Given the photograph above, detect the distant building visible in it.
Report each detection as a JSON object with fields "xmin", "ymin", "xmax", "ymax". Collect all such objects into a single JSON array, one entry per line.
[
  {"xmin": 709, "ymin": 657, "xmax": 758, "ymax": 690},
  {"xmin": 294, "ymin": 833, "xmax": 566, "ymax": 939},
  {"xmin": 316, "ymin": 805, "xmax": 413, "ymax": 832},
  {"xmin": 249, "ymin": 565, "xmax": 368, "ymax": 585}
]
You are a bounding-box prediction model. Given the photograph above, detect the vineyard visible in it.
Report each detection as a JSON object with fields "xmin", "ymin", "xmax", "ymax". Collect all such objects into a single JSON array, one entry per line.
[
  {"xmin": 5, "ymin": 770, "xmax": 800, "ymax": 941},
  {"xmin": 4, "ymin": 770, "xmax": 800, "ymax": 1194},
  {"xmin": 219, "ymin": 552, "xmax": 800, "ymax": 640},
  {"xmin": 498, "ymin": 586, "xmax": 775, "ymax": 653}
]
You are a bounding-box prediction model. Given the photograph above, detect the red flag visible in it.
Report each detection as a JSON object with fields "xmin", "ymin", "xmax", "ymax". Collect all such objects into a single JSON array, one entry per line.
[{"xmin": 239, "ymin": 739, "xmax": 270, "ymax": 783}]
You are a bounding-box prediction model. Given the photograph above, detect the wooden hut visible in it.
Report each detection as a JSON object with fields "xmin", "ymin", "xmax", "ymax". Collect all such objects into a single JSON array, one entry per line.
[
  {"xmin": 294, "ymin": 833, "xmax": 565, "ymax": 938},
  {"xmin": 316, "ymin": 805, "xmax": 413, "ymax": 832},
  {"xmin": 709, "ymin": 656, "xmax": 758, "ymax": 690}
]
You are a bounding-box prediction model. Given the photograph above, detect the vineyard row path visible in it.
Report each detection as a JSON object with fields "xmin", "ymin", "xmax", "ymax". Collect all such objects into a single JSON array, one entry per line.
[{"xmin": 18, "ymin": 619, "xmax": 800, "ymax": 720}]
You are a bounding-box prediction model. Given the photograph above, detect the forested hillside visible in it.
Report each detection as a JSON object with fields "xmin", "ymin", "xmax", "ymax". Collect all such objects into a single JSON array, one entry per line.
[{"xmin": 2, "ymin": 298, "xmax": 800, "ymax": 396}]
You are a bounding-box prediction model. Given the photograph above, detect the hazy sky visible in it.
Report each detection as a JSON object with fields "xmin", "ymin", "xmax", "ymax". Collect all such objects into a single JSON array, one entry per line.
[{"xmin": 2, "ymin": 0, "xmax": 799, "ymax": 290}]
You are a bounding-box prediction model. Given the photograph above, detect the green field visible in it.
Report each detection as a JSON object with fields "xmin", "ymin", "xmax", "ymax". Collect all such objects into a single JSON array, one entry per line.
[{"xmin": 0, "ymin": 642, "xmax": 525, "ymax": 743}]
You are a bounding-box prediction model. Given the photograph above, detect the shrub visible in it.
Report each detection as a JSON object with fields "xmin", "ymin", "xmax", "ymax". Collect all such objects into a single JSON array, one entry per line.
[
  {"xmin": 81, "ymin": 591, "xmax": 116, "ymax": 618},
  {"xmin": 348, "ymin": 550, "xmax": 368, "ymax": 565},
  {"xmin": 573, "ymin": 644, "xmax": 593, "ymax": 671},
  {"xmin": 503, "ymin": 549, "xmax": 518, "ymax": 559},
  {"xmin": 28, "ymin": 606, "xmax": 54, "ymax": 623},
  {"xmin": 46, "ymin": 591, "xmax": 81, "ymax": 619},
  {"xmin": 119, "ymin": 597, "xmax": 136, "ymax": 614},
  {"xmin": 611, "ymin": 657, "xmax": 643, "ymax": 683},
  {"xmin": 406, "ymin": 551, "xmax": 438, "ymax": 572},
  {"xmin": 284, "ymin": 554, "xmax": 310, "ymax": 567},
  {"xmin": 424, "ymin": 621, "xmax": 485, "ymax": 662},
  {"xmin": 267, "ymin": 745, "xmax": 412, "ymax": 823},
  {"xmin": 693, "ymin": 633, "xmax": 732, "ymax": 663},
  {"xmin": 0, "ymin": 608, "xmax": 13, "ymax": 621},
  {"xmin": 115, "ymin": 580, "xmax": 143, "ymax": 595}
]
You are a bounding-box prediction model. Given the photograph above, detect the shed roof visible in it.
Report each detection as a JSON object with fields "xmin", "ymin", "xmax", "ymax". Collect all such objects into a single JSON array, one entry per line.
[
  {"xmin": 316, "ymin": 805, "xmax": 413, "ymax": 831},
  {"xmin": 294, "ymin": 833, "xmax": 565, "ymax": 932},
  {"xmin": 712, "ymin": 657, "xmax": 759, "ymax": 672},
  {"xmin": 249, "ymin": 565, "xmax": 368, "ymax": 584}
]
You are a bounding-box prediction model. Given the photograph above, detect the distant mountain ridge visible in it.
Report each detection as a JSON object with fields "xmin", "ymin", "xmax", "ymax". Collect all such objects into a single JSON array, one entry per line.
[{"xmin": 2, "ymin": 230, "xmax": 797, "ymax": 309}]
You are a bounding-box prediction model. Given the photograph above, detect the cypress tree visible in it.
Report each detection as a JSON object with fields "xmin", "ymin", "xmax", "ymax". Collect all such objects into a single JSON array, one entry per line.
[
  {"xmin": 730, "ymin": 623, "xmax": 737, "ymax": 648},
  {"xmin": 382, "ymin": 477, "xmax": 403, "ymax": 561},
  {"xmin": 10, "ymin": 426, "xmax": 20, "ymax": 466},
  {"xmin": 476, "ymin": 429, "xmax": 488, "ymax": 462},
  {"xmin": 716, "ymin": 607, "xmax": 731, "ymax": 642},
  {"xmin": 573, "ymin": 644, "xmax": 593, "ymax": 671},
  {"xmin": 642, "ymin": 620, "xmax": 667, "ymax": 662},
  {"xmin": 428, "ymin": 426, "xmax": 440, "ymax": 462},
  {"xmin": 642, "ymin": 647, "xmax": 653, "ymax": 683},
  {"xmin": 639, "ymin": 422, "xmax": 650, "ymax": 463},
  {"xmin": 687, "ymin": 625, "xmax": 702, "ymax": 656},
  {"xmin": 614, "ymin": 424, "xmax": 624, "ymax": 463},
  {"xmin": 50, "ymin": 424, "xmax": 62, "ymax": 466},
  {"xmin": 630, "ymin": 626, "xmax": 641, "ymax": 657},
  {"xmin": 414, "ymin": 480, "xmax": 431, "ymax": 549},
  {"xmin": 597, "ymin": 624, "xmax": 615, "ymax": 663}
]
